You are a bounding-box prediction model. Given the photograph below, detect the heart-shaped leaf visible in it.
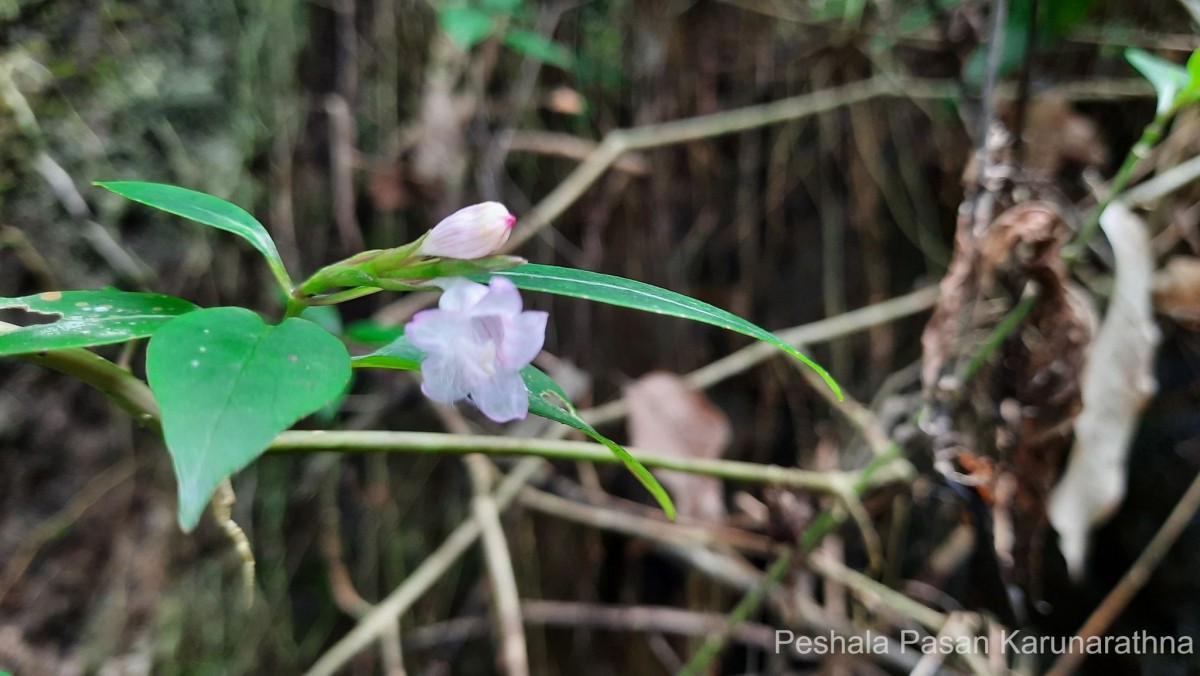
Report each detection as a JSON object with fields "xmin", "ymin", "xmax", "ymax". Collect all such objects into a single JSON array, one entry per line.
[
  {"xmin": 97, "ymin": 181, "xmax": 293, "ymax": 292},
  {"xmin": 0, "ymin": 290, "xmax": 197, "ymax": 356},
  {"xmin": 148, "ymin": 307, "xmax": 351, "ymax": 530},
  {"xmin": 352, "ymin": 336, "xmax": 677, "ymax": 518},
  {"xmin": 478, "ymin": 264, "xmax": 843, "ymax": 399}
]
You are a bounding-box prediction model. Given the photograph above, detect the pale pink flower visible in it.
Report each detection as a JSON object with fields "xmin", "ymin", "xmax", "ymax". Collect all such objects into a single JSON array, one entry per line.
[
  {"xmin": 405, "ymin": 277, "xmax": 547, "ymax": 422},
  {"xmin": 416, "ymin": 202, "xmax": 516, "ymax": 259}
]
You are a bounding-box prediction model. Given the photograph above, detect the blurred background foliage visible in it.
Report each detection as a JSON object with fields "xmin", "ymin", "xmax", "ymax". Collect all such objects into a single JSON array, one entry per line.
[{"xmin": 1, "ymin": 0, "xmax": 1199, "ymax": 674}]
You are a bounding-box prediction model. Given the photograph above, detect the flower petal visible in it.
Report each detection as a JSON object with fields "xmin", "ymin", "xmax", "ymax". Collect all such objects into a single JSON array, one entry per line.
[
  {"xmin": 420, "ymin": 354, "xmax": 473, "ymax": 402},
  {"xmin": 497, "ymin": 310, "xmax": 548, "ymax": 372},
  {"xmin": 469, "ymin": 371, "xmax": 529, "ymax": 422},
  {"xmin": 433, "ymin": 277, "xmax": 489, "ymax": 312},
  {"xmin": 405, "ymin": 308, "xmax": 464, "ymax": 353},
  {"xmin": 470, "ymin": 277, "xmax": 523, "ymax": 317}
]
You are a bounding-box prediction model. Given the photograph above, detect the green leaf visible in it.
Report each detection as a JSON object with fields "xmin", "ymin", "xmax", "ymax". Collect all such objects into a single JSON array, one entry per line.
[
  {"xmin": 97, "ymin": 181, "xmax": 293, "ymax": 292},
  {"xmin": 345, "ymin": 319, "xmax": 405, "ymax": 346},
  {"xmin": 521, "ymin": 367, "xmax": 675, "ymax": 519},
  {"xmin": 1182, "ymin": 48, "xmax": 1200, "ymax": 105},
  {"xmin": 352, "ymin": 334, "xmax": 423, "ymax": 370},
  {"xmin": 300, "ymin": 304, "xmax": 343, "ymax": 336},
  {"xmin": 480, "ymin": 0, "xmax": 523, "ymax": 14},
  {"xmin": 1126, "ymin": 47, "xmax": 1190, "ymax": 115},
  {"xmin": 503, "ymin": 29, "xmax": 574, "ymax": 70},
  {"xmin": 148, "ymin": 307, "xmax": 351, "ymax": 530},
  {"xmin": 352, "ymin": 337, "xmax": 677, "ymax": 518},
  {"xmin": 0, "ymin": 290, "xmax": 197, "ymax": 356},
  {"xmin": 481, "ymin": 264, "xmax": 843, "ymax": 399},
  {"xmin": 438, "ymin": 6, "xmax": 496, "ymax": 49},
  {"xmin": 963, "ymin": 22, "xmax": 1028, "ymax": 88}
]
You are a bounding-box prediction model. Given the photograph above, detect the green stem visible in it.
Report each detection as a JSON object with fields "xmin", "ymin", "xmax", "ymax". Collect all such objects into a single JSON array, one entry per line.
[
  {"xmin": 2, "ymin": 332, "xmax": 913, "ymax": 494},
  {"xmin": 958, "ymin": 289, "xmax": 1039, "ymax": 386},
  {"xmin": 677, "ymin": 549, "xmax": 795, "ymax": 676},
  {"xmin": 304, "ymin": 286, "xmax": 384, "ymax": 306},
  {"xmin": 800, "ymin": 444, "xmax": 905, "ymax": 552},
  {"xmin": 1068, "ymin": 106, "xmax": 1173, "ymax": 257},
  {"xmin": 284, "ymin": 296, "xmax": 307, "ymax": 319},
  {"xmin": 268, "ymin": 430, "xmax": 912, "ymax": 493}
]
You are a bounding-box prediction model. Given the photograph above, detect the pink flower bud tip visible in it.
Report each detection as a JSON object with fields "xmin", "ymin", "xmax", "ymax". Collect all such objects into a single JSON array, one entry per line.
[{"xmin": 417, "ymin": 202, "xmax": 515, "ymax": 260}]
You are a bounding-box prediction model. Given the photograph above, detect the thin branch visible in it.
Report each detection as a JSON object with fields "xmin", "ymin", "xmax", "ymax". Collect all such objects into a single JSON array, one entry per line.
[
  {"xmin": 268, "ymin": 430, "xmax": 915, "ymax": 493},
  {"xmin": 318, "ymin": 472, "xmax": 405, "ymax": 675},
  {"xmin": 438, "ymin": 404, "xmax": 529, "ymax": 676},
  {"xmin": 808, "ymin": 551, "xmax": 995, "ymax": 676},
  {"xmin": 400, "ymin": 600, "xmax": 781, "ymax": 653},
  {"xmin": 1045, "ymin": 470, "xmax": 1200, "ymax": 676},
  {"xmin": 582, "ymin": 286, "xmax": 939, "ymax": 428},
  {"xmin": 503, "ymin": 77, "xmax": 958, "ymax": 254},
  {"xmin": 678, "ymin": 550, "xmax": 795, "ymax": 676},
  {"xmin": 303, "ymin": 458, "xmax": 546, "ymax": 676},
  {"xmin": 518, "ymin": 484, "xmax": 779, "ymax": 556},
  {"xmin": 466, "ymin": 457, "xmax": 529, "ymax": 676},
  {"xmin": 502, "ymin": 131, "xmax": 650, "ymax": 175},
  {"xmin": 0, "ymin": 458, "xmax": 139, "ymax": 605},
  {"xmin": 1124, "ymin": 152, "xmax": 1200, "ymax": 208}
]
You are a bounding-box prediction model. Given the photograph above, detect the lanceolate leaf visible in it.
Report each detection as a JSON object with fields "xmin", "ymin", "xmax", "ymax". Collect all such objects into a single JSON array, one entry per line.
[
  {"xmin": 0, "ymin": 290, "xmax": 197, "ymax": 356},
  {"xmin": 481, "ymin": 264, "xmax": 843, "ymax": 399},
  {"xmin": 148, "ymin": 307, "xmax": 351, "ymax": 530},
  {"xmin": 522, "ymin": 368, "xmax": 677, "ymax": 519},
  {"xmin": 353, "ymin": 337, "xmax": 678, "ymax": 518},
  {"xmin": 1126, "ymin": 47, "xmax": 1190, "ymax": 114},
  {"xmin": 97, "ymin": 181, "xmax": 293, "ymax": 292}
]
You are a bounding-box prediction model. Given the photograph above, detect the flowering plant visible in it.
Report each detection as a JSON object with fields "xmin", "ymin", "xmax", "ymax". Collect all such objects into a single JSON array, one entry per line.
[{"xmin": 0, "ymin": 181, "xmax": 839, "ymax": 529}]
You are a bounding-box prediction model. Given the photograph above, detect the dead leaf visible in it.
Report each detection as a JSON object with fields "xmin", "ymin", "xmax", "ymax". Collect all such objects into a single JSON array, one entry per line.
[
  {"xmin": 922, "ymin": 201, "xmax": 1097, "ymax": 595},
  {"xmin": 624, "ymin": 371, "xmax": 731, "ymax": 522},
  {"xmin": 1014, "ymin": 97, "xmax": 1107, "ymax": 176},
  {"xmin": 368, "ymin": 163, "xmax": 410, "ymax": 213},
  {"xmin": 544, "ymin": 86, "xmax": 586, "ymax": 115},
  {"xmin": 1153, "ymin": 255, "xmax": 1200, "ymax": 322},
  {"xmin": 1048, "ymin": 202, "xmax": 1161, "ymax": 579}
]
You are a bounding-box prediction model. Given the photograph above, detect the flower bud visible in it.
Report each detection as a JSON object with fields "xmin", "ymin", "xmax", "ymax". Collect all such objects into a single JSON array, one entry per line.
[{"xmin": 417, "ymin": 202, "xmax": 516, "ymax": 260}]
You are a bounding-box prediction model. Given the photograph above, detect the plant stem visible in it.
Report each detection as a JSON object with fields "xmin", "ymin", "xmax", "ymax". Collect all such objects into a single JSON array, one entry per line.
[
  {"xmin": 1, "ymin": 324, "xmax": 913, "ymax": 496},
  {"xmin": 958, "ymin": 288, "xmax": 1039, "ymax": 386},
  {"xmin": 269, "ymin": 430, "xmax": 914, "ymax": 493},
  {"xmin": 1068, "ymin": 107, "xmax": 1173, "ymax": 257},
  {"xmin": 677, "ymin": 550, "xmax": 795, "ymax": 676},
  {"xmin": 284, "ymin": 295, "xmax": 307, "ymax": 319}
]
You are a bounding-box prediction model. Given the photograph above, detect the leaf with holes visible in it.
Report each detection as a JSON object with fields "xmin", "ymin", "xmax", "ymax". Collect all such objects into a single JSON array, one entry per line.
[
  {"xmin": 0, "ymin": 290, "xmax": 197, "ymax": 356},
  {"xmin": 97, "ymin": 181, "xmax": 293, "ymax": 292},
  {"xmin": 353, "ymin": 336, "xmax": 677, "ymax": 518},
  {"xmin": 478, "ymin": 264, "xmax": 843, "ymax": 399},
  {"xmin": 148, "ymin": 307, "xmax": 351, "ymax": 530}
]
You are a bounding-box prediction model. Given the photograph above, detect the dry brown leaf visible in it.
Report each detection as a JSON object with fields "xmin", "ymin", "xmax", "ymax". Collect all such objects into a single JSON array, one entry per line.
[
  {"xmin": 1048, "ymin": 202, "xmax": 1161, "ymax": 579},
  {"xmin": 922, "ymin": 201, "xmax": 1097, "ymax": 595},
  {"xmin": 544, "ymin": 87, "xmax": 586, "ymax": 115},
  {"xmin": 1014, "ymin": 97, "xmax": 1107, "ymax": 177},
  {"xmin": 368, "ymin": 163, "xmax": 410, "ymax": 213},
  {"xmin": 1153, "ymin": 255, "xmax": 1200, "ymax": 322},
  {"xmin": 624, "ymin": 371, "xmax": 731, "ymax": 522}
]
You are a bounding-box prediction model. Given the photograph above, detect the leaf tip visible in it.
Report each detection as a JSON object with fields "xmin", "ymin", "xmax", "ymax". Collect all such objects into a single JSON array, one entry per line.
[
  {"xmin": 176, "ymin": 492, "xmax": 206, "ymax": 533},
  {"xmin": 661, "ymin": 498, "xmax": 678, "ymax": 521}
]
